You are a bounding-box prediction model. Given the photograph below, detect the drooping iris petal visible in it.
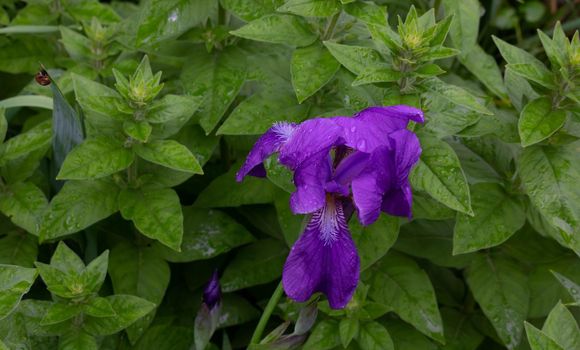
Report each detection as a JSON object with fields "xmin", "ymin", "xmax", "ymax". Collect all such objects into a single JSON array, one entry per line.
[
  {"xmin": 388, "ymin": 129, "xmax": 422, "ymax": 183},
  {"xmin": 282, "ymin": 198, "xmax": 360, "ymax": 309},
  {"xmin": 236, "ymin": 122, "xmax": 297, "ymax": 182},
  {"xmin": 279, "ymin": 118, "xmax": 344, "ymax": 169},
  {"xmin": 351, "ymin": 146, "xmax": 394, "ymax": 226},
  {"xmin": 381, "ymin": 184, "xmax": 413, "ymax": 219},
  {"xmin": 333, "ymin": 151, "xmax": 370, "ymax": 186},
  {"xmin": 290, "ymin": 152, "xmax": 332, "ymax": 214},
  {"xmin": 334, "ymin": 105, "xmax": 424, "ymax": 153}
]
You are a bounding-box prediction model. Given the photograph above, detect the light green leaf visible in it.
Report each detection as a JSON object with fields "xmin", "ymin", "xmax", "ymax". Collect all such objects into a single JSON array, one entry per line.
[
  {"xmin": 422, "ymin": 78, "xmax": 492, "ymax": 115},
  {"xmin": 72, "ymin": 74, "xmax": 126, "ymax": 121},
  {"xmin": 518, "ymin": 97, "xmax": 567, "ymax": 147},
  {"xmin": 123, "ymin": 120, "xmax": 152, "ymax": 142},
  {"xmin": 323, "ymin": 42, "xmax": 383, "ymax": 75},
  {"xmin": 181, "ymin": 48, "xmax": 246, "ymax": 134},
  {"xmin": 83, "ymin": 297, "xmax": 116, "ymax": 318},
  {"xmin": 467, "ymin": 254, "xmax": 529, "ymax": 349},
  {"xmin": 109, "ymin": 241, "xmax": 169, "ymax": 344},
  {"xmin": 551, "ymin": 271, "xmax": 580, "ymax": 305},
  {"xmin": 508, "ymin": 63, "xmax": 556, "ymax": 88},
  {"xmin": 518, "ymin": 144, "xmax": 580, "ymax": 254},
  {"xmin": 153, "ymin": 207, "xmax": 254, "ymax": 262},
  {"xmin": 135, "ymin": 140, "xmax": 202, "ymax": 173},
  {"xmin": 40, "ymin": 179, "xmax": 120, "ymax": 241},
  {"xmin": 119, "ymin": 187, "xmax": 182, "ymax": 251},
  {"xmin": 40, "ymin": 302, "xmax": 81, "ymax": 325},
  {"xmin": 0, "ymin": 25, "xmax": 59, "ymax": 34},
  {"xmin": 459, "ymin": 45, "xmax": 508, "ymax": 99},
  {"xmin": 344, "ymin": 1, "xmax": 387, "ymax": 26},
  {"xmin": 230, "ymin": 14, "xmax": 317, "ymax": 46},
  {"xmin": 221, "ymin": 0, "xmax": 283, "ymax": 21},
  {"xmin": 291, "ymin": 43, "xmax": 341, "ymax": 102},
  {"xmin": 221, "ymin": 239, "xmax": 288, "ymax": 292},
  {"xmin": 0, "ymin": 96, "xmax": 53, "ymax": 110},
  {"xmin": 278, "ymin": 0, "xmax": 341, "ymax": 17},
  {"xmin": 442, "ymin": 0, "xmax": 480, "ymax": 53},
  {"xmin": 0, "ymin": 120, "xmax": 51, "ymax": 163},
  {"xmin": 356, "ymin": 321, "xmax": 394, "ymax": 350},
  {"xmin": 146, "ymin": 94, "xmax": 201, "ymax": 123},
  {"xmin": 410, "ymin": 133, "xmax": 472, "ymax": 215},
  {"xmin": 525, "ymin": 322, "xmax": 564, "ymax": 350},
  {"xmin": 542, "ymin": 302, "xmax": 580, "ymax": 350},
  {"xmin": 57, "ymin": 137, "xmax": 134, "ymax": 180},
  {"xmin": 339, "ymin": 318, "xmax": 359, "ymax": 348},
  {"xmin": 83, "ymin": 295, "xmax": 156, "ymax": 336},
  {"xmin": 352, "ymin": 66, "xmax": 402, "ymax": 86},
  {"xmin": 453, "ymin": 183, "xmax": 525, "ymax": 254},
  {"xmin": 493, "ymin": 35, "xmax": 552, "ymax": 87},
  {"xmin": 350, "ymin": 214, "xmax": 399, "ymax": 270},
  {"xmin": 81, "ymin": 250, "xmax": 109, "ymax": 293},
  {"xmin": 303, "ymin": 320, "xmax": 340, "ymax": 350},
  {"xmin": 0, "ymin": 264, "xmax": 37, "ymax": 320},
  {"xmin": 58, "ymin": 331, "xmax": 97, "ymax": 350},
  {"xmin": 59, "ymin": 26, "xmax": 91, "ymax": 60},
  {"xmin": 0, "ymin": 182, "xmax": 47, "ymax": 235},
  {"xmin": 368, "ymin": 252, "xmax": 444, "ymax": 343}
]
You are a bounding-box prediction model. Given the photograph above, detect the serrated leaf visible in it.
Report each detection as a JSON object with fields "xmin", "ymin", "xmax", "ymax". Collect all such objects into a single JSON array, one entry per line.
[
  {"xmin": 467, "ymin": 254, "xmax": 529, "ymax": 349},
  {"xmin": 0, "ymin": 182, "xmax": 47, "ymax": 235},
  {"xmin": 368, "ymin": 252, "xmax": 444, "ymax": 343},
  {"xmin": 453, "ymin": 183, "xmax": 525, "ymax": 254},
  {"xmin": 291, "ymin": 43, "xmax": 340, "ymax": 102},
  {"xmin": 410, "ymin": 133, "xmax": 472, "ymax": 215},
  {"xmin": 119, "ymin": 187, "xmax": 183, "ymax": 251},
  {"xmin": 153, "ymin": 207, "xmax": 254, "ymax": 262},
  {"xmin": 135, "ymin": 140, "xmax": 202, "ymax": 173},
  {"xmin": 518, "ymin": 97, "xmax": 567, "ymax": 147},
  {"xmin": 220, "ymin": 239, "xmax": 288, "ymax": 291},
  {"xmin": 230, "ymin": 14, "xmax": 317, "ymax": 46},
  {"xmin": 40, "ymin": 179, "xmax": 119, "ymax": 241},
  {"xmin": 57, "ymin": 137, "xmax": 134, "ymax": 180},
  {"xmin": 323, "ymin": 42, "xmax": 383, "ymax": 75}
]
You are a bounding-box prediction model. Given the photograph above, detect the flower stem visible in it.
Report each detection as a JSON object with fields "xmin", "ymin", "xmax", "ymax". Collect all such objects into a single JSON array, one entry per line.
[
  {"xmin": 323, "ymin": 12, "xmax": 340, "ymax": 41},
  {"xmin": 249, "ymin": 281, "xmax": 284, "ymax": 344}
]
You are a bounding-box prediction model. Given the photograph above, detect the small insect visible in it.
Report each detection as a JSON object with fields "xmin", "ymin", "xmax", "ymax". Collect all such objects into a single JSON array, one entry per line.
[{"xmin": 35, "ymin": 69, "xmax": 51, "ymax": 86}]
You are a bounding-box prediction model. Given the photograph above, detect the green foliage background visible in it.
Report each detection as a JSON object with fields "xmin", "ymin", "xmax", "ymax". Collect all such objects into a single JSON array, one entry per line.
[{"xmin": 0, "ymin": 0, "xmax": 579, "ymax": 349}]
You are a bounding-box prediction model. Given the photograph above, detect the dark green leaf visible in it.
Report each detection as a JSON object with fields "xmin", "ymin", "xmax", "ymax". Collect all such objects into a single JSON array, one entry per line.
[
  {"xmin": 524, "ymin": 322, "xmax": 564, "ymax": 350},
  {"xmin": 231, "ymin": 14, "xmax": 317, "ymax": 47},
  {"xmin": 323, "ymin": 42, "xmax": 383, "ymax": 75},
  {"xmin": 0, "ymin": 182, "xmax": 47, "ymax": 235},
  {"xmin": 278, "ymin": 0, "xmax": 341, "ymax": 17},
  {"xmin": 0, "ymin": 120, "xmax": 51, "ymax": 163},
  {"xmin": 350, "ymin": 214, "xmax": 399, "ymax": 270},
  {"xmin": 303, "ymin": 320, "xmax": 340, "ymax": 350},
  {"xmin": 135, "ymin": 140, "xmax": 202, "ymax": 173},
  {"xmin": 542, "ymin": 302, "xmax": 580, "ymax": 350},
  {"xmin": 291, "ymin": 43, "xmax": 340, "ymax": 102},
  {"xmin": 356, "ymin": 321, "xmax": 394, "ymax": 350},
  {"xmin": 339, "ymin": 318, "xmax": 359, "ymax": 348},
  {"xmin": 0, "ymin": 265, "xmax": 37, "ymax": 320},
  {"xmin": 518, "ymin": 97, "xmax": 567, "ymax": 147},
  {"xmin": 83, "ymin": 295, "xmax": 156, "ymax": 336}
]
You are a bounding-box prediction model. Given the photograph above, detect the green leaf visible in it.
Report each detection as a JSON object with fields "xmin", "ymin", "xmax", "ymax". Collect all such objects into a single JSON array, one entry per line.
[
  {"xmin": 278, "ymin": 0, "xmax": 341, "ymax": 17},
  {"xmin": 0, "ymin": 182, "xmax": 47, "ymax": 235},
  {"xmin": 0, "ymin": 232, "xmax": 38, "ymax": 267},
  {"xmin": 219, "ymin": 294, "xmax": 260, "ymax": 327},
  {"xmin": 344, "ymin": 1, "xmax": 387, "ymax": 26},
  {"xmin": 368, "ymin": 252, "xmax": 444, "ymax": 343},
  {"xmin": 508, "ymin": 63, "xmax": 556, "ymax": 88},
  {"xmin": 181, "ymin": 48, "xmax": 246, "ymax": 134},
  {"xmin": 493, "ymin": 35, "xmax": 552, "ymax": 86},
  {"xmin": 131, "ymin": 324, "xmax": 192, "ymax": 350},
  {"xmin": 518, "ymin": 97, "xmax": 567, "ymax": 147},
  {"xmin": 410, "ymin": 133, "xmax": 472, "ymax": 215},
  {"xmin": 81, "ymin": 250, "xmax": 109, "ymax": 293},
  {"xmin": 323, "ymin": 42, "xmax": 383, "ymax": 75},
  {"xmin": 0, "ymin": 265, "xmax": 37, "ymax": 320},
  {"xmin": 83, "ymin": 297, "xmax": 116, "ymax": 318},
  {"xmin": 459, "ymin": 45, "xmax": 508, "ymax": 99},
  {"xmin": 194, "ymin": 165, "xmax": 277, "ymax": 207},
  {"xmin": 414, "ymin": 63, "xmax": 446, "ymax": 77},
  {"xmin": 135, "ymin": 0, "xmax": 217, "ymax": 47},
  {"xmin": 59, "ymin": 26, "xmax": 91, "ymax": 60},
  {"xmin": 72, "ymin": 74, "xmax": 126, "ymax": 121},
  {"xmin": 230, "ymin": 14, "xmax": 317, "ymax": 46},
  {"xmin": 217, "ymin": 91, "xmax": 307, "ymax": 135},
  {"xmin": 0, "ymin": 120, "xmax": 51, "ymax": 163},
  {"xmin": 83, "ymin": 295, "xmax": 156, "ymax": 336},
  {"xmin": 0, "ymin": 96, "xmax": 53, "ymax": 111},
  {"xmin": 442, "ymin": 0, "xmax": 480, "ymax": 53},
  {"xmin": 0, "ymin": 108, "xmax": 6, "ymax": 143},
  {"xmin": 356, "ymin": 321, "xmax": 394, "ymax": 350},
  {"xmin": 440, "ymin": 308, "xmax": 484, "ymax": 350},
  {"xmin": 384, "ymin": 319, "xmax": 437, "ymax": 350},
  {"xmin": 0, "ymin": 37, "xmax": 56, "ymax": 74},
  {"xmin": 221, "ymin": 0, "xmax": 283, "ymax": 21},
  {"xmin": 146, "ymin": 94, "xmax": 201, "ymax": 123},
  {"xmin": 153, "ymin": 207, "xmax": 254, "ymax": 262},
  {"xmin": 40, "ymin": 302, "xmax": 81, "ymax": 325},
  {"xmin": 109, "ymin": 241, "xmax": 169, "ymax": 344},
  {"xmin": 221, "ymin": 239, "xmax": 288, "ymax": 292},
  {"xmin": 40, "ymin": 179, "xmax": 120, "ymax": 241},
  {"xmin": 303, "ymin": 320, "xmax": 340, "ymax": 350},
  {"xmin": 537, "ymin": 29, "xmax": 566, "ymax": 69},
  {"xmin": 542, "ymin": 302, "xmax": 580, "ymax": 350},
  {"xmin": 352, "ymin": 67, "xmax": 402, "ymax": 86},
  {"xmin": 57, "ymin": 137, "xmax": 134, "ymax": 180},
  {"xmin": 518, "ymin": 144, "xmax": 580, "ymax": 254},
  {"xmin": 0, "ymin": 25, "xmax": 59, "ymax": 34},
  {"xmin": 453, "ymin": 183, "xmax": 525, "ymax": 254},
  {"xmin": 291, "ymin": 43, "xmax": 340, "ymax": 102},
  {"xmin": 422, "ymin": 78, "xmax": 492, "ymax": 115},
  {"xmin": 551, "ymin": 271, "xmax": 580, "ymax": 305},
  {"xmin": 119, "ymin": 187, "xmax": 183, "ymax": 251},
  {"xmin": 339, "ymin": 318, "xmax": 359, "ymax": 348},
  {"xmin": 58, "ymin": 331, "xmax": 97, "ymax": 350},
  {"xmin": 135, "ymin": 140, "xmax": 202, "ymax": 173},
  {"xmin": 466, "ymin": 254, "xmax": 529, "ymax": 349},
  {"xmin": 350, "ymin": 214, "xmax": 399, "ymax": 270},
  {"xmin": 525, "ymin": 322, "xmax": 564, "ymax": 350},
  {"xmin": 123, "ymin": 120, "xmax": 152, "ymax": 142}
]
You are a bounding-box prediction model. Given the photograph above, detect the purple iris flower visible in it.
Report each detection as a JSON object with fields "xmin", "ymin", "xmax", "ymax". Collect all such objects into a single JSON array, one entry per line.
[
  {"xmin": 202, "ymin": 269, "xmax": 221, "ymax": 310},
  {"xmin": 237, "ymin": 106, "xmax": 423, "ymax": 309}
]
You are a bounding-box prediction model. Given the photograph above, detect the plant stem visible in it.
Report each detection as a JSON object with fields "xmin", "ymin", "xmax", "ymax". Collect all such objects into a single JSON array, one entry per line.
[
  {"xmin": 323, "ymin": 12, "xmax": 341, "ymax": 41},
  {"xmin": 249, "ymin": 281, "xmax": 284, "ymax": 344},
  {"xmin": 127, "ymin": 158, "xmax": 138, "ymax": 186}
]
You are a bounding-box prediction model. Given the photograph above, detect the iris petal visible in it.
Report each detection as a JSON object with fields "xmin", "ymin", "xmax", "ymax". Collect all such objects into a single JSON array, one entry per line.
[
  {"xmin": 290, "ymin": 153, "xmax": 331, "ymax": 214},
  {"xmin": 282, "ymin": 198, "xmax": 360, "ymax": 309},
  {"xmin": 236, "ymin": 122, "xmax": 296, "ymax": 182}
]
